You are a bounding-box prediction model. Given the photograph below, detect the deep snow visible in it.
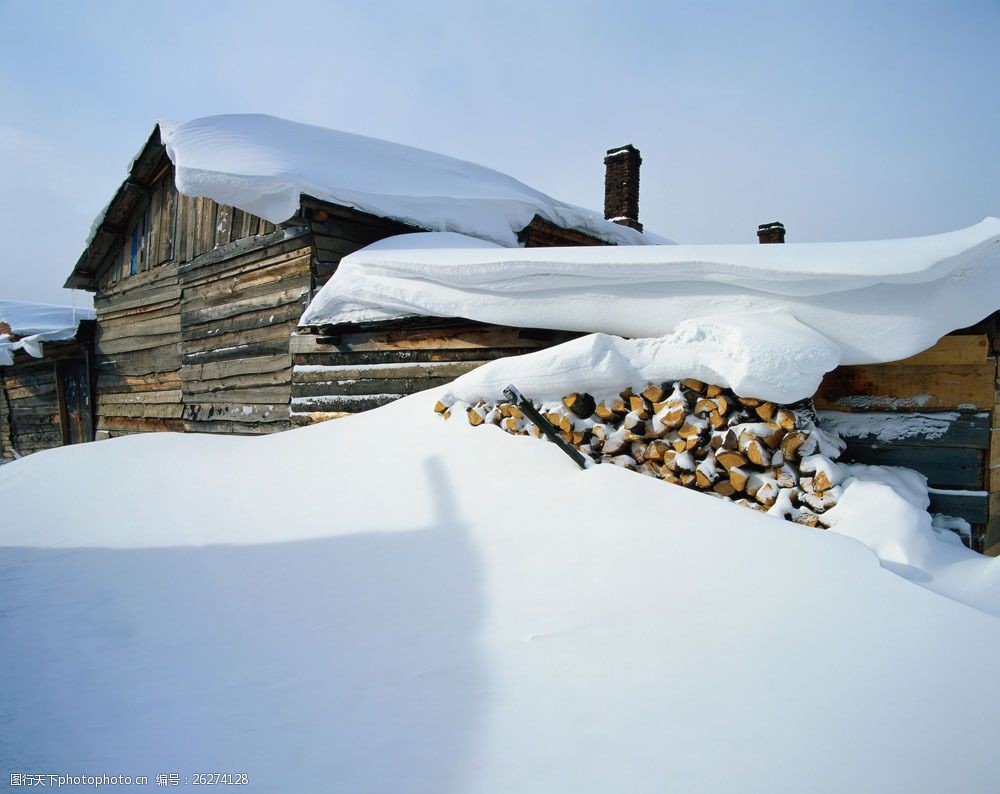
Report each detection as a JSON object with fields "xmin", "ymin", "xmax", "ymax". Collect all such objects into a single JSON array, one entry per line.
[{"xmin": 2, "ymin": 387, "xmax": 999, "ymax": 793}]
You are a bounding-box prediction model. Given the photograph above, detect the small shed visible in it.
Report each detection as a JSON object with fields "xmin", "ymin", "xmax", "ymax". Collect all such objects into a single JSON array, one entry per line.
[
  {"xmin": 292, "ymin": 222, "xmax": 1000, "ymax": 553},
  {"xmin": 0, "ymin": 301, "xmax": 96, "ymax": 460}
]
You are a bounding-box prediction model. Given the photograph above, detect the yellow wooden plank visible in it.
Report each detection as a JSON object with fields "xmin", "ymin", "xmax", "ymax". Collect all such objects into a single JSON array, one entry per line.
[
  {"xmin": 815, "ymin": 363, "xmax": 996, "ymax": 411},
  {"xmin": 889, "ymin": 334, "xmax": 990, "ymax": 366}
]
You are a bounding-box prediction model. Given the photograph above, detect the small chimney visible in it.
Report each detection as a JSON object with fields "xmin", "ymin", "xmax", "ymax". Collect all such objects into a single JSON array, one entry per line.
[
  {"xmin": 757, "ymin": 221, "xmax": 786, "ymax": 244},
  {"xmin": 604, "ymin": 144, "xmax": 642, "ymax": 232}
]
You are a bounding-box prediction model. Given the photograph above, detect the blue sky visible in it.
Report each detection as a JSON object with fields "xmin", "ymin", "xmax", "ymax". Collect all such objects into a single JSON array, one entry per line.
[{"xmin": 1, "ymin": 0, "xmax": 998, "ymax": 304}]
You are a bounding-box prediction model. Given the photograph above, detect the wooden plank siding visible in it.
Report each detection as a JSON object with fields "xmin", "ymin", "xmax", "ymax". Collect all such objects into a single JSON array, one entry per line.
[
  {"xmin": 178, "ymin": 230, "xmax": 314, "ymax": 434},
  {"xmin": 289, "ymin": 322, "xmax": 580, "ymax": 425},
  {"xmin": 815, "ymin": 328, "xmax": 1000, "ymax": 551}
]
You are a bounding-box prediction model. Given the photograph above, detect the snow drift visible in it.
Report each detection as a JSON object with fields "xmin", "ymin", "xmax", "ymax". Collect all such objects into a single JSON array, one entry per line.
[
  {"xmin": 1, "ymin": 387, "xmax": 999, "ymax": 792},
  {"xmin": 0, "ymin": 300, "xmax": 94, "ymax": 364},
  {"xmin": 157, "ymin": 114, "xmax": 664, "ymax": 248},
  {"xmin": 302, "ymin": 219, "xmax": 1000, "ymax": 401}
]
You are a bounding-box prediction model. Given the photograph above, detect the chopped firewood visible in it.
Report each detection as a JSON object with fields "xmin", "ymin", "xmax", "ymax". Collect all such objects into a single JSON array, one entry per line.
[
  {"xmin": 755, "ymin": 402, "xmax": 776, "ymax": 421},
  {"xmin": 713, "ymin": 480, "xmax": 736, "ymax": 497},
  {"xmin": 775, "ymin": 409, "xmax": 796, "ymax": 431},
  {"xmin": 562, "ymin": 392, "xmax": 596, "ymax": 419},
  {"xmin": 729, "ymin": 466, "xmax": 749, "ymax": 492},
  {"xmin": 684, "ymin": 435, "xmax": 701, "ymax": 451},
  {"xmin": 611, "ymin": 397, "xmax": 630, "ymax": 414},
  {"xmin": 738, "ymin": 432, "xmax": 771, "ymax": 467},
  {"xmin": 708, "ymin": 409, "xmax": 726, "ymax": 430},
  {"xmin": 441, "ymin": 409, "xmax": 451, "ymax": 420},
  {"xmin": 753, "ymin": 422, "xmax": 784, "ymax": 449},
  {"xmin": 706, "ymin": 384, "xmax": 724, "ymax": 398},
  {"xmin": 645, "ymin": 440, "xmax": 669, "ymax": 463},
  {"xmin": 681, "ymin": 378, "xmax": 705, "ymax": 393},
  {"xmin": 502, "ymin": 416, "xmax": 525, "ymax": 434},
  {"xmin": 799, "ymin": 476, "xmax": 814, "ymax": 493},
  {"xmin": 629, "ymin": 394, "xmax": 651, "ymax": 419},
  {"xmin": 738, "ymin": 396, "xmax": 762, "ymax": 407},
  {"xmin": 813, "ymin": 470, "xmax": 832, "ymax": 492},
  {"xmin": 694, "ymin": 469, "xmax": 713, "ymax": 489},
  {"xmin": 601, "ymin": 427, "xmax": 630, "ymax": 456},
  {"xmin": 638, "ymin": 461, "xmax": 660, "ymax": 478},
  {"xmin": 434, "ymin": 400, "xmax": 450, "ymax": 414},
  {"xmin": 780, "ymin": 431, "xmax": 807, "ymax": 460},
  {"xmin": 661, "ymin": 471, "xmax": 681, "ymax": 485},
  {"xmin": 674, "ymin": 451, "xmax": 696, "ymax": 472},
  {"xmin": 774, "ymin": 465, "xmax": 797, "ymax": 489},
  {"xmin": 630, "ymin": 440, "xmax": 648, "ymax": 461},
  {"xmin": 771, "ymin": 449, "xmax": 785, "ymax": 467},
  {"xmin": 468, "ymin": 406, "xmax": 486, "ymax": 426},
  {"xmin": 678, "ymin": 416, "xmax": 707, "ymax": 438},
  {"xmin": 671, "ymin": 437, "xmax": 687, "ymax": 452},
  {"xmin": 641, "ymin": 383, "xmax": 666, "ymax": 403},
  {"xmin": 529, "ymin": 425, "xmax": 542, "ymax": 438},
  {"xmin": 722, "ymin": 428, "xmax": 739, "ymax": 450},
  {"xmin": 715, "ymin": 450, "xmax": 748, "ymax": 471},
  {"xmin": 608, "ymin": 455, "xmax": 637, "ymax": 470},
  {"xmin": 679, "ymin": 472, "xmax": 696, "ymax": 487},
  {"xmin": 795, "ymin": 512, "xmax": 821, "ymax": 528},
  {"xmin": 594, "ymin": 401, "xmax": 615, "ymax": 420},
  {"xmin": 557, "ymin": 414, "xmax": 575, "ymax": 433},
  {"xmin": 753, "ymin": 480, "xmax": 778, "ymax": 508},
  {"xmin": 693, "ymin": 398, "xmax": 717, "ymax": 417},
  {"xmin": 713, "ymin": 395, "xmax": 731, "ymax": 415},
  {"xmin": 623, "ymin": 410, "xmax": 644, "ymax": 430}
]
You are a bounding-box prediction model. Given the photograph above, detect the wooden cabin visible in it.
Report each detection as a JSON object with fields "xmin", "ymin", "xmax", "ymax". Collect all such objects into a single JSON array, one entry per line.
[
  {"xmin": 0, "ymin": 316, "xmax": 95, "ymax": 460},
  {"xmin": 63, "ymin": 124, "xmax": 627, "ymax": 441}
]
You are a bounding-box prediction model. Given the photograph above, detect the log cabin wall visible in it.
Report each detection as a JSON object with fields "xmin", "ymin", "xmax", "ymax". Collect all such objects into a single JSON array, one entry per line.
[
  {"xmin": 0, "ymin": 358, "xmax": 61, "ymax": 458},
  {"xmin": 88, "ymin": 150, "xmax": 287, "ymax": 438},
  {"xmin": 178, "ymin": 229, "xmax": 313, "ymax": 434},
  {"xmin": 0, "ymin": 339, "xmax": 93, "ymax": 459},
  {"xmin": 290, "ymin": 321, "xmax": 580, "ymax": 425},
  {"xmin": 813, "ymin": 317, "xmax": 1000, "ymax": 553}
]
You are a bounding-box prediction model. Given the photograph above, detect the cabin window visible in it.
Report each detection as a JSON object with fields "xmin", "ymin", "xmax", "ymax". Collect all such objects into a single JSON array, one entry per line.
[{"xmin": 129, "ymin": 228, "xmax": 139, "ymax": 275}]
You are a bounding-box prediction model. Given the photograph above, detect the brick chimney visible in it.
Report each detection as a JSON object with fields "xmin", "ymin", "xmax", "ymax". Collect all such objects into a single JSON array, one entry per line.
[
  {"xmin": 604, "ymin": 145, "xmax": 642, "ymax": 232},
  {"xmin": 757, "ymin": 221, "xmax": 786, "ymax": 244}
]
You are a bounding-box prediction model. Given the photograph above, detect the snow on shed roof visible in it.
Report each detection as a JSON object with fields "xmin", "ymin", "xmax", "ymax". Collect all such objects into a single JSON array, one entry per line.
[
  {"xmin": 158, "ymin": 114, "xmax": 668, "ymax": 248},
  {"xmin": 0, "ymin": 300, "xmax": 94, "ymax": 365},
  {"xmin": 300, "ymin": 219, "xmax": 1000, "ymax": 401}
]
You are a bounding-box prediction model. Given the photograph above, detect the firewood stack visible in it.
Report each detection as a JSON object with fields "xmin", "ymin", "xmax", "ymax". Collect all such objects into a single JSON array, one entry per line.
[{"xmin": 435, "ymin": 379, "xmax": 847, "ymax": 528}]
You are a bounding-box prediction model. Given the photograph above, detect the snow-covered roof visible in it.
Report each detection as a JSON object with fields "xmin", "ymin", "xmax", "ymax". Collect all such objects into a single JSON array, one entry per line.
[
  {"xmin": 0, "ymin": 300, "xmax": 94, "ymax": 365},
  {"xmin": 301, "ymin": 219, "xmax": 1000, "ymax": 401},
  {"xmin": 158, "ymin": 114, "xmax": 668, "ymax": 248}
]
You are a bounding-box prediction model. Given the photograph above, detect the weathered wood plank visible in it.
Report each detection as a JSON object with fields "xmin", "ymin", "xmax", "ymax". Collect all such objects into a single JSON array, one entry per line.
[
  {"xmin": 181, "ymin": 324, "xmax": 289, "ymax": 356},
  {"xmin": 292, "ymin": 346, "xmax": 547, "ymax": 367},
  {"xmin": 817, "ymin": 410, "xmax": 990, "ymax": 449},
  {"xmin": 291, "ymin": 376, "xmax": 454, "ymax": 398},
  {"xmin": 292, "ymin": 360, "xmax": 481, "ymax": 383},
  {"xmin": 95, "ymin": 331, "xmax": 182, "ymax": 355},
  {"xmin": 889, "ymin": 335, "xmax": 990, "ymax": 366},
  {"xmin": 290, "ymin": 394, "xmax": 399, "ymax": 414},
  {"xmin": 181, "ymin": 339, "xmax": 291, "ymax": 365},
  {"xmin": 290, "ymin": 326, "xmax": 575, "ymax": 355},
  {"xmin": 839, "ymin": 443, "xmax": 982, "ymax": 489},
  {"xmin": 181, "ymin": 354, "xmax": 290, "ymax": 382},
  {"xmin": 182, "ymin": 402, "xmax": 289, "ymax": 424},
  {"xmin": 815, "ymin": 363, "xmax": 996, "ymax": 411},
  {"xmin": 98, "ymin": 389, "xmax": 183, "ymax": 405},
  {"xmin": 181, "ymin": 387, "xmax": 289, "ymax": 405},
  {"xmin": 928, "ymin": 491, "xmax": 989, "ymax": 524},
  {"xmin": 98, "ymin": 416, "xmax": 185, "ymax": 434},
  {"xmin": 180, "ymin": 284, "xmax": 308, "ymax": 325},
  {"xmin": 181, "ymin": 301, "xmax": 302, "ymax": 342}
]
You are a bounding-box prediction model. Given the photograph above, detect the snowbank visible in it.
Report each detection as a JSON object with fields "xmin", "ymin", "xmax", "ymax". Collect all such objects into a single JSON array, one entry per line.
[
  {"xmin": 0, "ymin": 300, "xmax": 94, "ymax": 364},
  {"xmin": 158, "ymin": 114, "xmax": 665, "ymax": 248},
  {"xmin": 441, "ymin": 319, "xmax": 839, "ymax": 405},
  {"xmin": 1, "ymin": 387, "xmax": 998, "ymax": 792},
  {"xmin": 301, "ymin": 219, "xmax": 1000, "ymax": 375}
]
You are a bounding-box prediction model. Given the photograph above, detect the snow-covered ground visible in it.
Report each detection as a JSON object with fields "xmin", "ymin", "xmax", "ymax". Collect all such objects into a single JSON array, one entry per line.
[{"xmin": 2, "ymin": 385, "xmax": 999, "ymax": 793}]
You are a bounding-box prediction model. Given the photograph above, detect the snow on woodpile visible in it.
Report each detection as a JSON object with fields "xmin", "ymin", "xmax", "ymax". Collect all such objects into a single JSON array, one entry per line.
[
  {"xmin": 0, "ymin": 300, "xmax": 94, "ymax": 364},
  {"xmin": 1, "ymin": 388, "xmax": 999, "ymax": 791},
  {"xmin": 438, "ymin": 379, "xmax": 849, "ymax": 527},
  {"xmin": 158, "ymin": 114, "xmax": 665, "ymax": 248},
  {"xmin": 301, "ymin": 219, "xmax": 1000, "ymax": 382}
]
